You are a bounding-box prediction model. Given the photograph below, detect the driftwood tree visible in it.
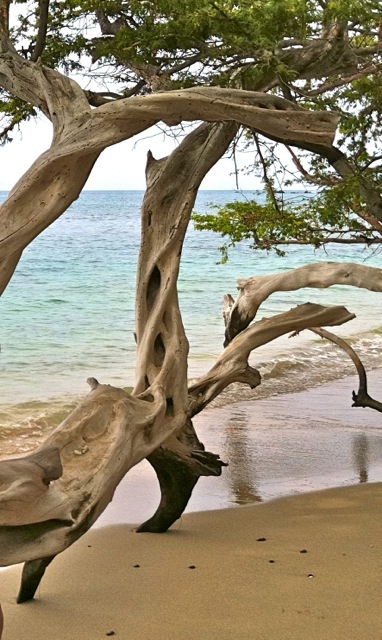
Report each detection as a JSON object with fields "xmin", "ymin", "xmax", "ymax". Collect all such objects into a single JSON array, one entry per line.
[{"xmin": 1, "ymin": 0, "xmax": 382, "ymax": 603}]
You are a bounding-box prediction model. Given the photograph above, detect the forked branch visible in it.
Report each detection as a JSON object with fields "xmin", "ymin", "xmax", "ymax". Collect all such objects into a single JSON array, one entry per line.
[
  {"xmin": 225, "ymin": 262, "xmax": 382, "ymax": 344},
  {"xmin": 0, "ymin": 84, "xmax": 338, "ymax": 296},
  {"xmin": 189, "ymin": 302, "xmax": 355, "ymax": 416},
  {"xmin": 133, "ymin": 122, "xmax": 237, "ymax": 534}
]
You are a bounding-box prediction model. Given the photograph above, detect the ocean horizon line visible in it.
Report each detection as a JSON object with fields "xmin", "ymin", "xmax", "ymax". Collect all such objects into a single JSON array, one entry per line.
[{"xmin": 0, "ymin": 187, "xmax": 317, "ymax": 194}]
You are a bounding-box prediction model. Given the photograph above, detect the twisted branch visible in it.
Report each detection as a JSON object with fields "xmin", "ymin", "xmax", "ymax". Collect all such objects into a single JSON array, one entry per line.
[
  {"xmin": 225, "ymin": 262, "xmax": 382, "ymax": 345},
  {"xmin": 309, "ymin": 327, "xmax": 382, "ymax": 413}
]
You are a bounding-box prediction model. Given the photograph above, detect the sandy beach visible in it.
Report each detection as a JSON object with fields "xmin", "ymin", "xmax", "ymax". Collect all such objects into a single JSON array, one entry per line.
[{"xmin": 1, "ymin": 482, "xmax": 381, "ymax": 639}]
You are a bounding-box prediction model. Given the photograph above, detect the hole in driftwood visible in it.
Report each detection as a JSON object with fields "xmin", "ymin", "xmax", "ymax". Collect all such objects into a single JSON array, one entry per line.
[
  {"xmin": 146, "ymin": 265, "xmax": 161, "ymax": 311},
  {"xmin": 166, "ymin": 397, "xmax": 174, "ymax": 416},
  {"xmin": 153, "ymin": 333, "xmax": 166, "ymax": 366}
]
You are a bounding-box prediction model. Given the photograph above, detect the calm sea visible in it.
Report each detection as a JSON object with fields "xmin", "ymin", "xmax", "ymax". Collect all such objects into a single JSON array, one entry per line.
[{"xmin": 1, "ymin": 189, "xmax": 382, "ymax": 459}]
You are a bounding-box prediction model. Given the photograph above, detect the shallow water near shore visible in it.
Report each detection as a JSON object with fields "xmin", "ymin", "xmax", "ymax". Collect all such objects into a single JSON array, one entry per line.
[{"xmin": 2, "ymin": 189, "xmax": 382, "ymax": 410}]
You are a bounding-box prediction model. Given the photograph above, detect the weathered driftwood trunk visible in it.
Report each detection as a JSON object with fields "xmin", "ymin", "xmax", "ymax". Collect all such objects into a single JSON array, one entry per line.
[
  {"xmin": 6, "ymin": 250, "xmax": 379, "ymax": 601},
  {"xmin": 0, "ymin": 122, "xmax": 234, "ymax": 597},
  {"xmin": 0, "ymin": 299, "xmax": 355, "ymax": 602},
  {"xmin": 1, "ymin": 128, "xmax": 379, "ymax": 601},
  {"xmin": 1, "ymin": 380, "xmax": 188, "ymax": 600},
  {"xmin": 133, "ymin": 122, "xmax": 237, "ymax": 532}
]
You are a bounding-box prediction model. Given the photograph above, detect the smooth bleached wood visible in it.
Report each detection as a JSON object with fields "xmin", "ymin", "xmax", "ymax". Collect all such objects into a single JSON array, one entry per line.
[
  {"xmin": 0, "ymin": 29, "xmax": 338, "ymax": 294},
  {"xmin": 189, "ymin": 302, "xmax": 355, "ymax": 416},
  {"xmin": 133, "ymin": 122, "xmax": 237, "ymax": 532},
  {"xmin": 0, "ymin": 18, "xmax": 367, "ymax": 604},
  {"xmin": 0, "ymin": 380, "xmax": 187, "ymax": 567},
  {"xmin": 224, "ymin": 262, "xmax": 382, "ymax": 344}
]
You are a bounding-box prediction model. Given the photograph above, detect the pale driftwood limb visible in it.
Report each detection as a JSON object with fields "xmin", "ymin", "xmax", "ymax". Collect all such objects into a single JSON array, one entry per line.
[
  {"xmin": 308, "ymin": 327, "xmax": 382, "ymax": 413},
  {"xmin": 0, "ymin": 34, "xmax": 338, "ymax": 295},
  {"xmin": 224, "ymin": 262, "xmax": 382, "ymax": 344},
  {"xmin": 133, "ymin": 122, "xmax": 237, "ymax": 532},
  {"xmin": 0, "ymin": 31, "xmax": 346, "ymax": 597},
  {"xmin": 2, "ymin": 123, "xmax": 238, "ymax": 597},
  {"xmin": 189, "ymin": 366, "xmax": 261, "ymax": 418},
  {"xmin": 0, "ymin": 250, "xmax": 22, "ymax": 296},
  {"xmin": 0, "ymin": 379, "xmax": 186, "ymax": 568},
  {"xmin": 134, "ymin": 122, "xmax": 237, "ymax": 396},
  {"xmin": 0, "ymin": 302, "xmax": 354, "ymax": 595},
  {"xmin": 0, "ymin": 34, "xmax": 339, "ymax": 147},
  {"xmin": 223, "ymin": 293, "xmax": 235, "ymax": 329},
  {"xmin": 0, "ymin": 447, "xmax": 65, "ymax": 526},
  {"xmin": 190, "ymin": 302, "xmax": 355, "ymax": 417}
]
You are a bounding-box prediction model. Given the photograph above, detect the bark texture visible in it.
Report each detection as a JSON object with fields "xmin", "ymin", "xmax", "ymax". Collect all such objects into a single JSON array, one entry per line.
[
  {"xmin": 0, "ymin": 28, "xmax": 339, "ymax": 294},
  {"xmin": 132, "ymin": 122, "xmax": 237, "ymax": 531},
  {"xmin": 0, "ymin": 380, "xmax": 184, "ymax": 567},
  {"xmin": 224, "ymin": 262, "xmax": 382, "ymax": 344}
]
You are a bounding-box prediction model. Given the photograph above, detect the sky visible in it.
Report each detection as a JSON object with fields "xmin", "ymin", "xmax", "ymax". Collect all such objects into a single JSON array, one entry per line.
[{"xmin": 0, "ymin": 115, "xmax": 263, "ymax": 192}]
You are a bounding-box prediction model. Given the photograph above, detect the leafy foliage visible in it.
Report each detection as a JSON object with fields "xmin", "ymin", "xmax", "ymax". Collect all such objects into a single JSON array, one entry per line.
[
  {"xmin": 193, "ymin": 182, "xmax": 380, "ymax": 260},
  {"xmin": 2, "ymin": 0, "xmax": 382, "ymax": 254}
]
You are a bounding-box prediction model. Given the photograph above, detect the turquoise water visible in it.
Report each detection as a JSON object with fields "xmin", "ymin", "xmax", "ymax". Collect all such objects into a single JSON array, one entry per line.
[{"xmin": 1, "ymin": 189, "xmax": 382, "ymax": 456}]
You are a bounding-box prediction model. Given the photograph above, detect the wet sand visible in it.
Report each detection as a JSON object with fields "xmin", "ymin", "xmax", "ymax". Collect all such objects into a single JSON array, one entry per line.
[
  {"xmin": 95, "ymin": 371, "xmax": 382, "ymax": 527},
  {"xmin": 1, "ymin": 482, "xmax": 382, "ymax": 639}
]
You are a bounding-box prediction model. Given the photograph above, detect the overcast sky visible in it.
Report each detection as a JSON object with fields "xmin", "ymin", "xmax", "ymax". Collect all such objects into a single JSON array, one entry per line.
[{"xmin": 0, "ymin": 116, "xmax": 262, "ymax": 192}]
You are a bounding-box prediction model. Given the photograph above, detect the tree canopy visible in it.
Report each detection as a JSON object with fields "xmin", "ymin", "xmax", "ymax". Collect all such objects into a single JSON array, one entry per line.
[{"xmin": 2, "ymin": 0, "xmax": 382, "ymax": 255}]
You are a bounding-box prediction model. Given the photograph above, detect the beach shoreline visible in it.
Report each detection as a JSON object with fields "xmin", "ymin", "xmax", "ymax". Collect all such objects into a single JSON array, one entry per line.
[
  {"xmin": 1, "ymin": 371, "xmax": 382, "ymax": 637},
  {"xmin": 91, "ymin": 369, "xmax": 382, "ymax": 528},
  {"xmin": 1, "ymin": 482, "xmax": 381, "ymax": 639},
  {"xmin": 1, "ymin": 369, "xmax": 381, "ymax": 528}
]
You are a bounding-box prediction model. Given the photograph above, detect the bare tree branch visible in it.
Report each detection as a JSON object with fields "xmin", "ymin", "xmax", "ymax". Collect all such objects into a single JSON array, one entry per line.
[
  {"xmin": 254, "ymin": 134, "xmax": 282, "ymax": 214},
  {"xmin": 30, "ymin": 0, "xmax": 50, "ymax": 62},
  {"xmin": 308, "ymin": 327, "xmax": 382, "ymax": 413},
  {"xmin": 294, "ymin": 63, "xmax": 382, "ymax": 98},
  {"xmin": 225, "ymin": 262, "xmax": 382, "ymax": 344},
  {"xmin": 0, "ymin": 115, "xmax": 20, "ymax": 144},
  {"xmin": 95, "ymin": 9, "xmax": 129, "ymax": 35},
  {"xmin": 256, "ymin": 237, "xmax": 382, "ymax": 247},
  {"xmin": 0, "ymin": 82, "xmax": 338, "ymax": 295},
  {"xmin": 285, "ymin": 145, "xmax": 339, "ymax": 185},
  {"xmin": 189, "ymin": 302, "xmax": 354, "ymax": 415}
]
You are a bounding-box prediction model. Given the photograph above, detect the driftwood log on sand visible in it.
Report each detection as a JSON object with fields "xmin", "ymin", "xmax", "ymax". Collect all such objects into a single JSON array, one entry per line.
[{"xmin": 0, "ymin": 303, "xmax": 354, "ymax": 603}]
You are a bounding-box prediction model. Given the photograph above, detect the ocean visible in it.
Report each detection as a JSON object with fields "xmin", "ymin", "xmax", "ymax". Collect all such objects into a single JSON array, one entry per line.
[{"xmin": 1, "ymin": 189, "xmax": 382, "ymax": 516}]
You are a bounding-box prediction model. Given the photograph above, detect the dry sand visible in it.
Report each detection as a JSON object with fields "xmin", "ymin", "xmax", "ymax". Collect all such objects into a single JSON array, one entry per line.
[{"xmin": 1, "ymin": 482, "xmax": 381, "ymax": 640}]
